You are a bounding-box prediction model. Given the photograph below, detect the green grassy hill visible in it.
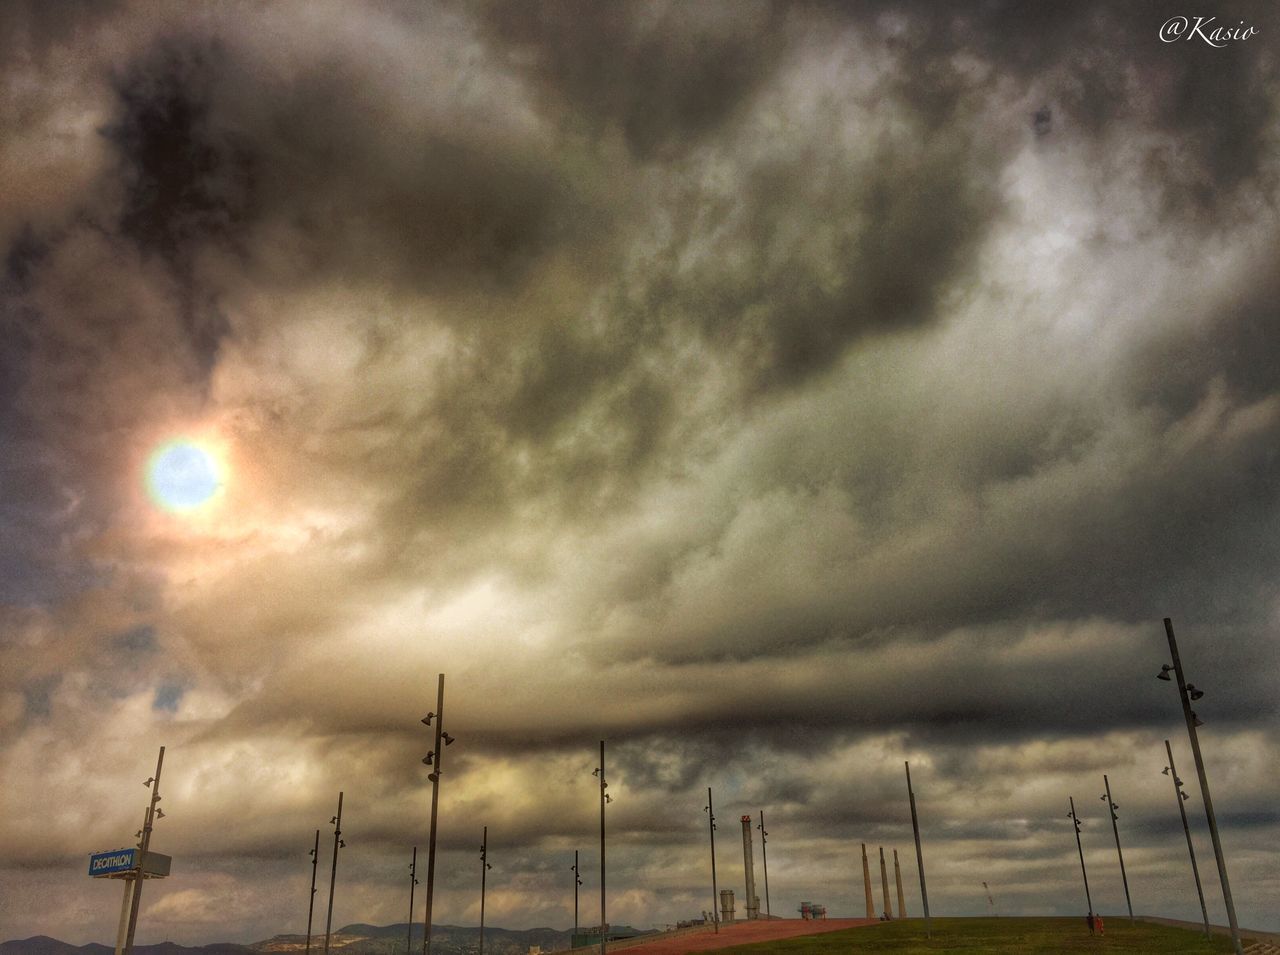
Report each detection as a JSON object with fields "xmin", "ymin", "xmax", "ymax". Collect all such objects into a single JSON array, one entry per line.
[{"xmin": 718, "ymin": 918, "xmax": 1240, "ymax": 954}]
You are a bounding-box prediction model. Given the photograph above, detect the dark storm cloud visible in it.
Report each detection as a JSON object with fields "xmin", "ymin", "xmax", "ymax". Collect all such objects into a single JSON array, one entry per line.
[
  {"xmin": 105, "ymin": 40, "xmax": 255, "ymax": 261},
  {"xmin": 4, "ymin": 0, "xmax": 1280, "ymax": 943},
  {"xmin": 473, "ymin": 0, "xmax": 788, "ymax": 160},
  {"xmin": 98, "ymin": 28, "xmax": 585, "ymax": 299},
  {"xmin": 0, "ymin": 0, "xmax": 125, "ymax": 58},
  {"xmin": 876, "ymin": 0, "xmax": 1280, "ymax": 213},
  {"xmin": 640, "ymin": 124, "xmax": 1000, "ymax": 390}
]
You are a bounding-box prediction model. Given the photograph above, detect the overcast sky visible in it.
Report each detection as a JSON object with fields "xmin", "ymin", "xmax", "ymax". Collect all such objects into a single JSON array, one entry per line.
[{"xmin": 2, "ymin": 0, "xmax": 1279, "ymax": 945}]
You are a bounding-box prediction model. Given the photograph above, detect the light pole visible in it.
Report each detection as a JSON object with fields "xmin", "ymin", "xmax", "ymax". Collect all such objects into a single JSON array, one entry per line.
[
  {"xmin": 1100, "ymin": 776, "xmax": 1133, "ymax": 921},
  {"xmin": 479, "ymin": 827, "xmax": 492, "ymax": 955},
  {"xmin": 756, "ymin": 811, "xmax": 771, "ymax": 919},
  {"xmin": 421, "ymin": 674, "xmax": 456, "ymax": 955},
  {"xmin": 1163, "ymin": 739, "xmax": 1210, "ymax": 939},
  {"xmin": 123, "ymin": 746, "xmax": 164, "ymax": 955},
  {"xmin": 407, "ymin": 847, "xmax": 420, "ymax": 955},
  {"xmin": 905, "ymin": 762, "xmax": 931, "ymax": 938},
  {"xmin": 323, "ymin": 792, "xmax": 345, "ymax": 955},
  {"xmin": 306, "ymin": 830, "xmax": 320, "ymax": 955},
  {"xmin": 860, "ymin": 844, "xmax": 874, "ymax": 920},
  {"xmin": 878, "ymin": 847, "xmax": 891, "ymax": 919},
  {"xmin": 592, "ymin": 742, "xmax": 611, "ymax": 955},
  {"xmin": 1159, "ymin": 617, "xmax": 1243, "ymax": 955},
  {"xmin": 894, "ymin": 849, "xmax": 906, "ymax": 919},
  {"xmin": 704, "ymin": 789, "xmax": 719, "ymax": 933},
  {"xmin": 571, "ymin": 850, "xmax": 583, "ymax": 935},
  {"xmin": 1068, "ymin": 797, "xmax": 1093, "ymax": 923}
]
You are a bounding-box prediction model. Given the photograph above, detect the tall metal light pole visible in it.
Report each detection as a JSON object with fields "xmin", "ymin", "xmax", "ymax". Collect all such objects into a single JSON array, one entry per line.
[
  {"xmin": 704, "ymin": 789, "xmax": 719, "ymax": 933},
  {"xmin": 741, "ymin": 816, "xmax": 758, "ymax": 920},
  {"xmin": 479, "ymin": 827, "xmax": 492, "ymax": 955},
  {"xmin": 860, "ymin": 844, "xmax": 874, "ymax": 919},
  {"xmin": 306, "ymin": 830, "xmax": 320, "ymax": 955},
  {"xmin": 905, "ymin": 762, "xmax": 931, "ymax": 938},
  {"xmin": 592, "ymin": 742, "xmax": 610, "ymax": 955},
  {"xmin": 878, "ymin": 847, "xmax": 892, "ymax": 919},
  {"xmin": 571, "ymin": 851, "xmax": 583, "ymax": 935},
  {"xmin": 123, "ymin": 745, "xmax": 164, "ymax": 955},
  {"xmin": 323, "ymin": 792, "xmax": 345, "ymax": 955},
  {"xmin": 1068, "ymin": 797, "xmax": 1093, "ymax": 922},
  {"xmin": 1163, "ymin": 739, "xmax": 1210, "ymax": 939},
  {"xmin": 893, "ymin": 850, "xmax": 906, "ymax": 919},
  {"xmin": 1100, "ymin": 776, "xmax": 1133, "ymax": 921},
  {"xmin": 1159, "ymin": 619, "xmax": 1242, "ymax": 955},
  {"xmin": 407, "ymin": 847, "xmax": 420, "ymax": 955},
  {"xmin": 421, "ymin": 674, "xmax": 455, "ymax": 955},
  {"xmin": 756, "ymin": 811, "xmax": 771, "ymax": 919}
]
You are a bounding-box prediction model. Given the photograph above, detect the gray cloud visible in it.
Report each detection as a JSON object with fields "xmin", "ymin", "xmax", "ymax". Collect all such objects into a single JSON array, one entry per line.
[{"xmin": 2, "ymin": 0, "xmax": 1280, "ymax": 946}]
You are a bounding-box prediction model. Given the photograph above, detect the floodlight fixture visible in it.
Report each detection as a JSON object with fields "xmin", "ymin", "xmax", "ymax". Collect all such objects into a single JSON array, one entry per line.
[
  {"xmin": 442, "ymin": 733, "xmax": 455, "ymax": 746},
  {"xmin": 422, "ymin": 713, "xmax": 435, "ymax": 725},
  {"xmin": 1187, "ymin": 684, "xmax": 1205, "ymax": 701},
  {"xmin": 1157, "ymin": 665, "xmax": 1173, "ymax": 681},
  {"xmin": 144, "ymin": 777, "xmax": 154, "ymax": 786},
  {"xmin": 155, "ymin": 808, "xmax": 166, "ymax": 819}
]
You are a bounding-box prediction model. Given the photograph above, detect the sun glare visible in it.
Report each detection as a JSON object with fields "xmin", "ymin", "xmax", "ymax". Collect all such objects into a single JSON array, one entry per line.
[{"xmin": 146, "ymin": 440, "xmax": 226, "ymax": 514}]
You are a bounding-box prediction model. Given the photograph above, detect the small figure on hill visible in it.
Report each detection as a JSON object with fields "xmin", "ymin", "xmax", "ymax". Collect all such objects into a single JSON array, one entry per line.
[
  {"xmin": 1095, "ymin": 914, "xmax": 1105, "ymax": 936},
  {"xmin": 1085, "ymin": 912, "xmax": 1095, "ymax": 935}
]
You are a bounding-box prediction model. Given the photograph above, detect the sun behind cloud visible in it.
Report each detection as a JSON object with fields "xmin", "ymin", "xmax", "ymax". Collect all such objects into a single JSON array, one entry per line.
[{"xmin": 145, "ymin": 439, "xmax": 226, "ymax": 514}]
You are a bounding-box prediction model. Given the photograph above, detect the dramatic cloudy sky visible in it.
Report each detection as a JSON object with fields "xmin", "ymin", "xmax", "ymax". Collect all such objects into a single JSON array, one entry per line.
[{"xmin": 3, "ymin": 0, "xmax": 1279, "ymax": 945}]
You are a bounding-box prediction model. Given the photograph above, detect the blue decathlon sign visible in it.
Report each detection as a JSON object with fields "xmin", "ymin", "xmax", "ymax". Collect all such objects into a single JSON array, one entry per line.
[{"xmin": 89, "ymin": 848, "xmax": 137, "ymax": 877}]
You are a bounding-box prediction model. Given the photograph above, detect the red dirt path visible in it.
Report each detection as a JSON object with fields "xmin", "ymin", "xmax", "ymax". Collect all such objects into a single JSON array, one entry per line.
[{"xmin": 617, "ymin": 919, "xmax": 879, "ymax": 955}]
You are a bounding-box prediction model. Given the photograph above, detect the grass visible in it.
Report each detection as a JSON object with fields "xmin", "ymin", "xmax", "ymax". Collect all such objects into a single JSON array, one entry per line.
[{"xmin": 716, "ymin": 918, "xmax": 1239, "ymax": 954}]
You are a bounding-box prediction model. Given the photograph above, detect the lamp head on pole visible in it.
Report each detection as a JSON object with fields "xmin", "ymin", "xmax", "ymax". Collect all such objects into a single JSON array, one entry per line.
[
  {"xmin": 1157, "ymin": 665, "xmax": 1173, "ymax": 681},
  {"xmin": 1187, "ymin": 684, "xmax": 1205, "ymax": 701}
]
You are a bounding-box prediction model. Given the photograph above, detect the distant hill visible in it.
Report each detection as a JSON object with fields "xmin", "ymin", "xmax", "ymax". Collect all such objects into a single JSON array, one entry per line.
[
  {"xmin": 253, "ymin": 924, "xmax": 573, "ymax": 955},
  {"xmin": 3, "ymin": 924, "xmax": 588, "ymax": 955},
  {"xmin": 0, "ymin": 942, "xmax": 251, "ymax": 955}
]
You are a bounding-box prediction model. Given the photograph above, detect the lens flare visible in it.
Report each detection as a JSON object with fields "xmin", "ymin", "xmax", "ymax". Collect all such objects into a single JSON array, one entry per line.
[{"xmin": 146, "ymin": 440, "xmax": 224, "ymax": 513}]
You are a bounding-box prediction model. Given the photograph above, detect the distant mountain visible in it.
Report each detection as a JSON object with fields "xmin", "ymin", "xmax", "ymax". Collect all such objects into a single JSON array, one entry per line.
[
  {"xmin": 0, "ymin": 942, "xmax": 250, "ymax": 955},
  {"xmin": 2, "ymin": 923, "xmax": 606, "ymax": 955},
  {"xmin": 253, "ymin": 924, "xmax": 573, "ymax": 955}
]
